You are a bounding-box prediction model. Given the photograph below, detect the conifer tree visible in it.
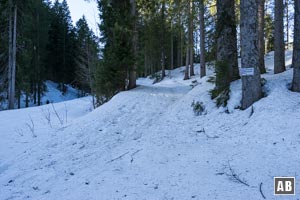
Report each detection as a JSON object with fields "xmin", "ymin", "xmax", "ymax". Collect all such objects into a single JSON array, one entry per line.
[
  {"xmin": 96, "ymin": 0, "xmax": 134, "ymax": 102},
  {"xmin": 240, "ymin": 0, "xmax": 262, "ymax": 109}
]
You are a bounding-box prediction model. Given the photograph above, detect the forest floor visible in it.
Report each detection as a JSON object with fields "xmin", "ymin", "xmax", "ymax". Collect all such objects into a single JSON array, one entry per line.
[{"xmin": 1, "ymin": 51, "xmax": 300, "ymax": 200}]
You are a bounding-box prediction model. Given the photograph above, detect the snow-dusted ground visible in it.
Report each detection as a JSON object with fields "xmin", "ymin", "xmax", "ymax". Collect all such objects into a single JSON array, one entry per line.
[{"xmin": 1, "ymin": 51, "xmax": 300, "ymax": 200}]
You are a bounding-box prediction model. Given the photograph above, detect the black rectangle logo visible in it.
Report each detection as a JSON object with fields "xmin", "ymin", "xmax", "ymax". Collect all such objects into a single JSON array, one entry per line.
[{"xmin": 274, "ymin": 177, "xmax": 295, "ymax": 195}]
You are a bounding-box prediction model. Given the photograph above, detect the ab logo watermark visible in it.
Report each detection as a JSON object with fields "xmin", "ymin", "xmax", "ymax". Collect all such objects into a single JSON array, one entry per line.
[{"xmin": 274, "ymin": 177, "xmax": 295, "ymax": 195}]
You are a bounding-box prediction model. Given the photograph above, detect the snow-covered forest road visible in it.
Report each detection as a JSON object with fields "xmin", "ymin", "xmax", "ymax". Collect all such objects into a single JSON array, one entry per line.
[{"xmin": 1, "ymin": 51, "xmax": 300, "ymax": 200}]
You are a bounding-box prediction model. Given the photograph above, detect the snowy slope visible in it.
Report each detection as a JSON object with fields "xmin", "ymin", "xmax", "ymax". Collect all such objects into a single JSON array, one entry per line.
[
  {"xmin": 0, "ymin": 51, "xmax": 300, "ymax": 200},
  {"xmin": 0, "ymin": 81, "xmax": 80, "ymax": 110},
  {"xmin": 41, "ymin": 81, "xmax": 80, "ymax": 104}
]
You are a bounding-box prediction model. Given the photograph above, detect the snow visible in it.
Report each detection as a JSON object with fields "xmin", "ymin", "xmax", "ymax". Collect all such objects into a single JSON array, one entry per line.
[
  {"xmin": 42, "ymin": 81, "xmax": 80, "ymax": 104},
  {"xmin": 0, "ymin": 81, "xmax": 80, "ymax": 110},
  {"xmin": 1, "ymin": 51, "xmax": 300, "ymax": 199}
]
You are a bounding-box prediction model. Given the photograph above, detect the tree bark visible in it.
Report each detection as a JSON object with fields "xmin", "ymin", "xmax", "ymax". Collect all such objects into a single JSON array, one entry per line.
[
  {"xmin": 274, "ymin": 0, "xmax": 286, "ymax": 74},
  {"xmin": 37, "ymin": 11, "xmax": 41, "ymax": 106},
  {"xmin": 8, "ymin": 3, "xmax": 17, "ymax": 109},
  {"xmin": 171, "ymin": 20, "xmax": 174, "ymax": 70},
  {"xmin": 177, "ymin": 33, "xmax": 181, "ymax": 67},
  {"xmin": 25, "ymin": 90, "xmax": 29, "ymax": 108},
  {"xmin": 240, "ymin": 0, "xmax": 262, "ymax": 109},
  {"xmin": 292, "ymin": 0, "xmax": 300, "ymax": 92},
  {"xmin": 285, "ymin": 0, "xmax": 289, "ymax": 46},
  {"xmin": 189, "ymin": 0, "xmax": 194, "ymax": 76},
  {"xmin": 8, "ymin": 0, "xmax": 13, "ymax": 109},
  {"xmin": 184, "ymin": 45, "xmax": 190, "ymax": 80},
  {"xmin": 215, "ymin": 0, "xmax": 239, "ymax": 93},
  {"xmin": 184, "ymin": 0, "xmax": 190, "ymax": 80},
  {"xmin": 258, "ymin": 0, "xmax": 266, "ymax": 74},
  {"xmin": 180, "ymin": 23, "xmax": 183, "ymax": 66},
  {"xmin": 199, "ymin": 0, "xmax": 206, "ymax": 77},
  {"xmin": 161, "ymin": 0, "xmax": 166, "ymax": 78},
  {"xmin": 128, "ymin": 0, "xmax": 137, "ymax": 89}
]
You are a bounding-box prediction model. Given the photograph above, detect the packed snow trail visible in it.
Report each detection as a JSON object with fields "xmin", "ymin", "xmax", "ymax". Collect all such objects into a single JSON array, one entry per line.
[
  {"xmin": 0, "ymin": 74, "xmax": 194, "ymax": 200},
  {"xmin": 1, "ymin": 51, "xmax": 300, "ymax": 200}
]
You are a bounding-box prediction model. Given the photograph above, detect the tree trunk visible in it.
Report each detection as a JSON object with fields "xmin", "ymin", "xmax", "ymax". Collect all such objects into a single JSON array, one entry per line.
[
  {"xmin": 184, "ymin": 46, "xmax": 190, "ymax": 80},
  {"xmin": 177, "ymin": 33, "xmax": 181, "ymax": 67},
  {"xmin": 8, "ymin": 0, "xmax": 13, "ymax": 109},
  {"xmin": 34, "ymin": 83, "xmax": 37, "ymax": 104},
  {"xmin": 171, "ymin": 20, "xmax": 174, "ymax": 70},
  {"xmin": 258, "ymin": 0, "xmax": 266, "ymax": 74},
  {"xmin": 161, "ymin": 0, "xmax": 166, "ymax": 78},
  {"xmin": 37, "ymin": 11, "xmax": 41, "ymax": 106},
  {"xmin": 285, "ymin": 0, "xmax": 289, "ymax": 46},
  {"xmin": 128, "ymin": 0, "xmax": 137, "ymax": 89},
  {"xmin": 292, "ymin": 0, "xmax": 300, "ymax": 92},
  {"xmin": 25, "ymin": 90, "xmax": 29, "ymax": 108},
  {"xmin": 274, "ymin": 0, "xmax": 286, "ymax": 74},
  {"xmin": 199, "ymin": 0, "xmax": 206, "ymax": 77},
  {"xmin": 17, "ymin": 89, "xmax": 20, "ymax": 109},
  {"xmin": 180, "ymin": 24, "xmax": 183, "ymax": 66},
  {"xmin": 184, "ymin": 0, "xmax": 190, "ymax": 80},
  {"xmin": 240, "ymin": 0, "xmax": 262, "ymax": 109},
  {"xmin": 189, "ymin": 0, "xmax": 194, "ymax": 76},
  {"xmin": 9, "ymin": 4, "xmax": 17, "ymax": 109},
  {"xmin": 215, "ymin": 0, "xmax": 239, "ymax": 93}
]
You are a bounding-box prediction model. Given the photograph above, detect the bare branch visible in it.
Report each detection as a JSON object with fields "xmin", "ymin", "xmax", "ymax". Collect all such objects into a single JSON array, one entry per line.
[
  {"xmin": 51, "ymin": 103, "xmax": 63, "ymax": 125},
  {"xmin": 225, "ymin": 161, "xmax": 250, "ymax": 187},
  {"xmin": 25, "ymin": 115, "xmax": 36, "ymax": 138},
  {"xmin": 107, "ymin": 152, "xmax": 129, "ymax": 163}
]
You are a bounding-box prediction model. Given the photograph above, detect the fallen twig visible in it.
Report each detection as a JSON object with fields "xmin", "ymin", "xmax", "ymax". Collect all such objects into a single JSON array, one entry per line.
[
  {"xmin": 199, "ymin": 128, "xmax": 219, "ymax": 139},
  {"xmin": 131, "ymin": 149, "xmax": 142, "ymax": 163},
  {"xmin": 226, "ymin": 161, "xmax": 249, "ymax": 187},
  {"xmin": 260, "ymin": 182, "xmax": 266, "ymax": 199},
  {"xmin": 107, "ymin": 151, "xmax": 129, "ymax": 163}
]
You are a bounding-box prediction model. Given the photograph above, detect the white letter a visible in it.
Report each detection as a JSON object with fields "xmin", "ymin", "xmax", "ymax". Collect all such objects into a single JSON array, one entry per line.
[{"xmin": 277, "ymin": 181, "xmax": 284, "ymax": 191}]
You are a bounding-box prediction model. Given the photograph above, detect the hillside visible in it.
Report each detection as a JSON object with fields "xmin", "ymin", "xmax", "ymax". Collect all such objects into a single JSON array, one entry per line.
[
  {"xmin": 0, "ymin": 51, "xmax": 299, "ymax": 200},
  {"xmin": 0, "ymin": 81, "xmax": 81, "ymax": 110}
]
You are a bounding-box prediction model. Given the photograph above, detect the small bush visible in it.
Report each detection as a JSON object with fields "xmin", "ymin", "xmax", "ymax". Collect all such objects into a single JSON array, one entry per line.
[
  {"xmin": 207, "ymin": 76, "xmax": 216, "ymax": 84},
  {"xmin": 210, "ymin": 87, "xmax": 230, "ymax": 107},
  {"xmin": 261, "ymin": 78, "xmax": 268, "ymax": 97},
  {"xmin": 150, "ymin": 73, "xmax": 163, "ymax": 84},
  {"xmin": 190, "ymin": 80, "xmax": 199, "ymax": 88},
  {"xmin": 261, "ymin": 78, "xmax": 267, "ymax": 86},
  {"xmin": 209, "ymin": 60, "xmax": 231, "ymax": 107},
  {"xmin": 191, "ymin": 101, "xmax": 206, "ymax": 116}
]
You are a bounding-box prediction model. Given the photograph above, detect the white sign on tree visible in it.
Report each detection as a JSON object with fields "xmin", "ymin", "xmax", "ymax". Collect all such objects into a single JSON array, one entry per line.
[{"xmin": 240, "ymin": 68, "xmax": 254, "ymax": 76}]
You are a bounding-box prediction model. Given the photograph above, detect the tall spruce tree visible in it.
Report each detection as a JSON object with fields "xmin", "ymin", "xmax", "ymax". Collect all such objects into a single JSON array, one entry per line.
[
  {"xmin": 46, "ymin": 0, "xmax": 76, "ymax": 87},
  {"xmin": 75, "ymin": 16, "xmax": 99, "ymax": 99},
  {"xmin": 212, "ymin": 0, "xmax": 239, "ymax": 107},
  {"xmin": 96, "ymin": 0, "xmax": 134, "ymax": 102},
  {"xmin": 240, "ymin": 0, "xmax": 262, "ymax": 109}
]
